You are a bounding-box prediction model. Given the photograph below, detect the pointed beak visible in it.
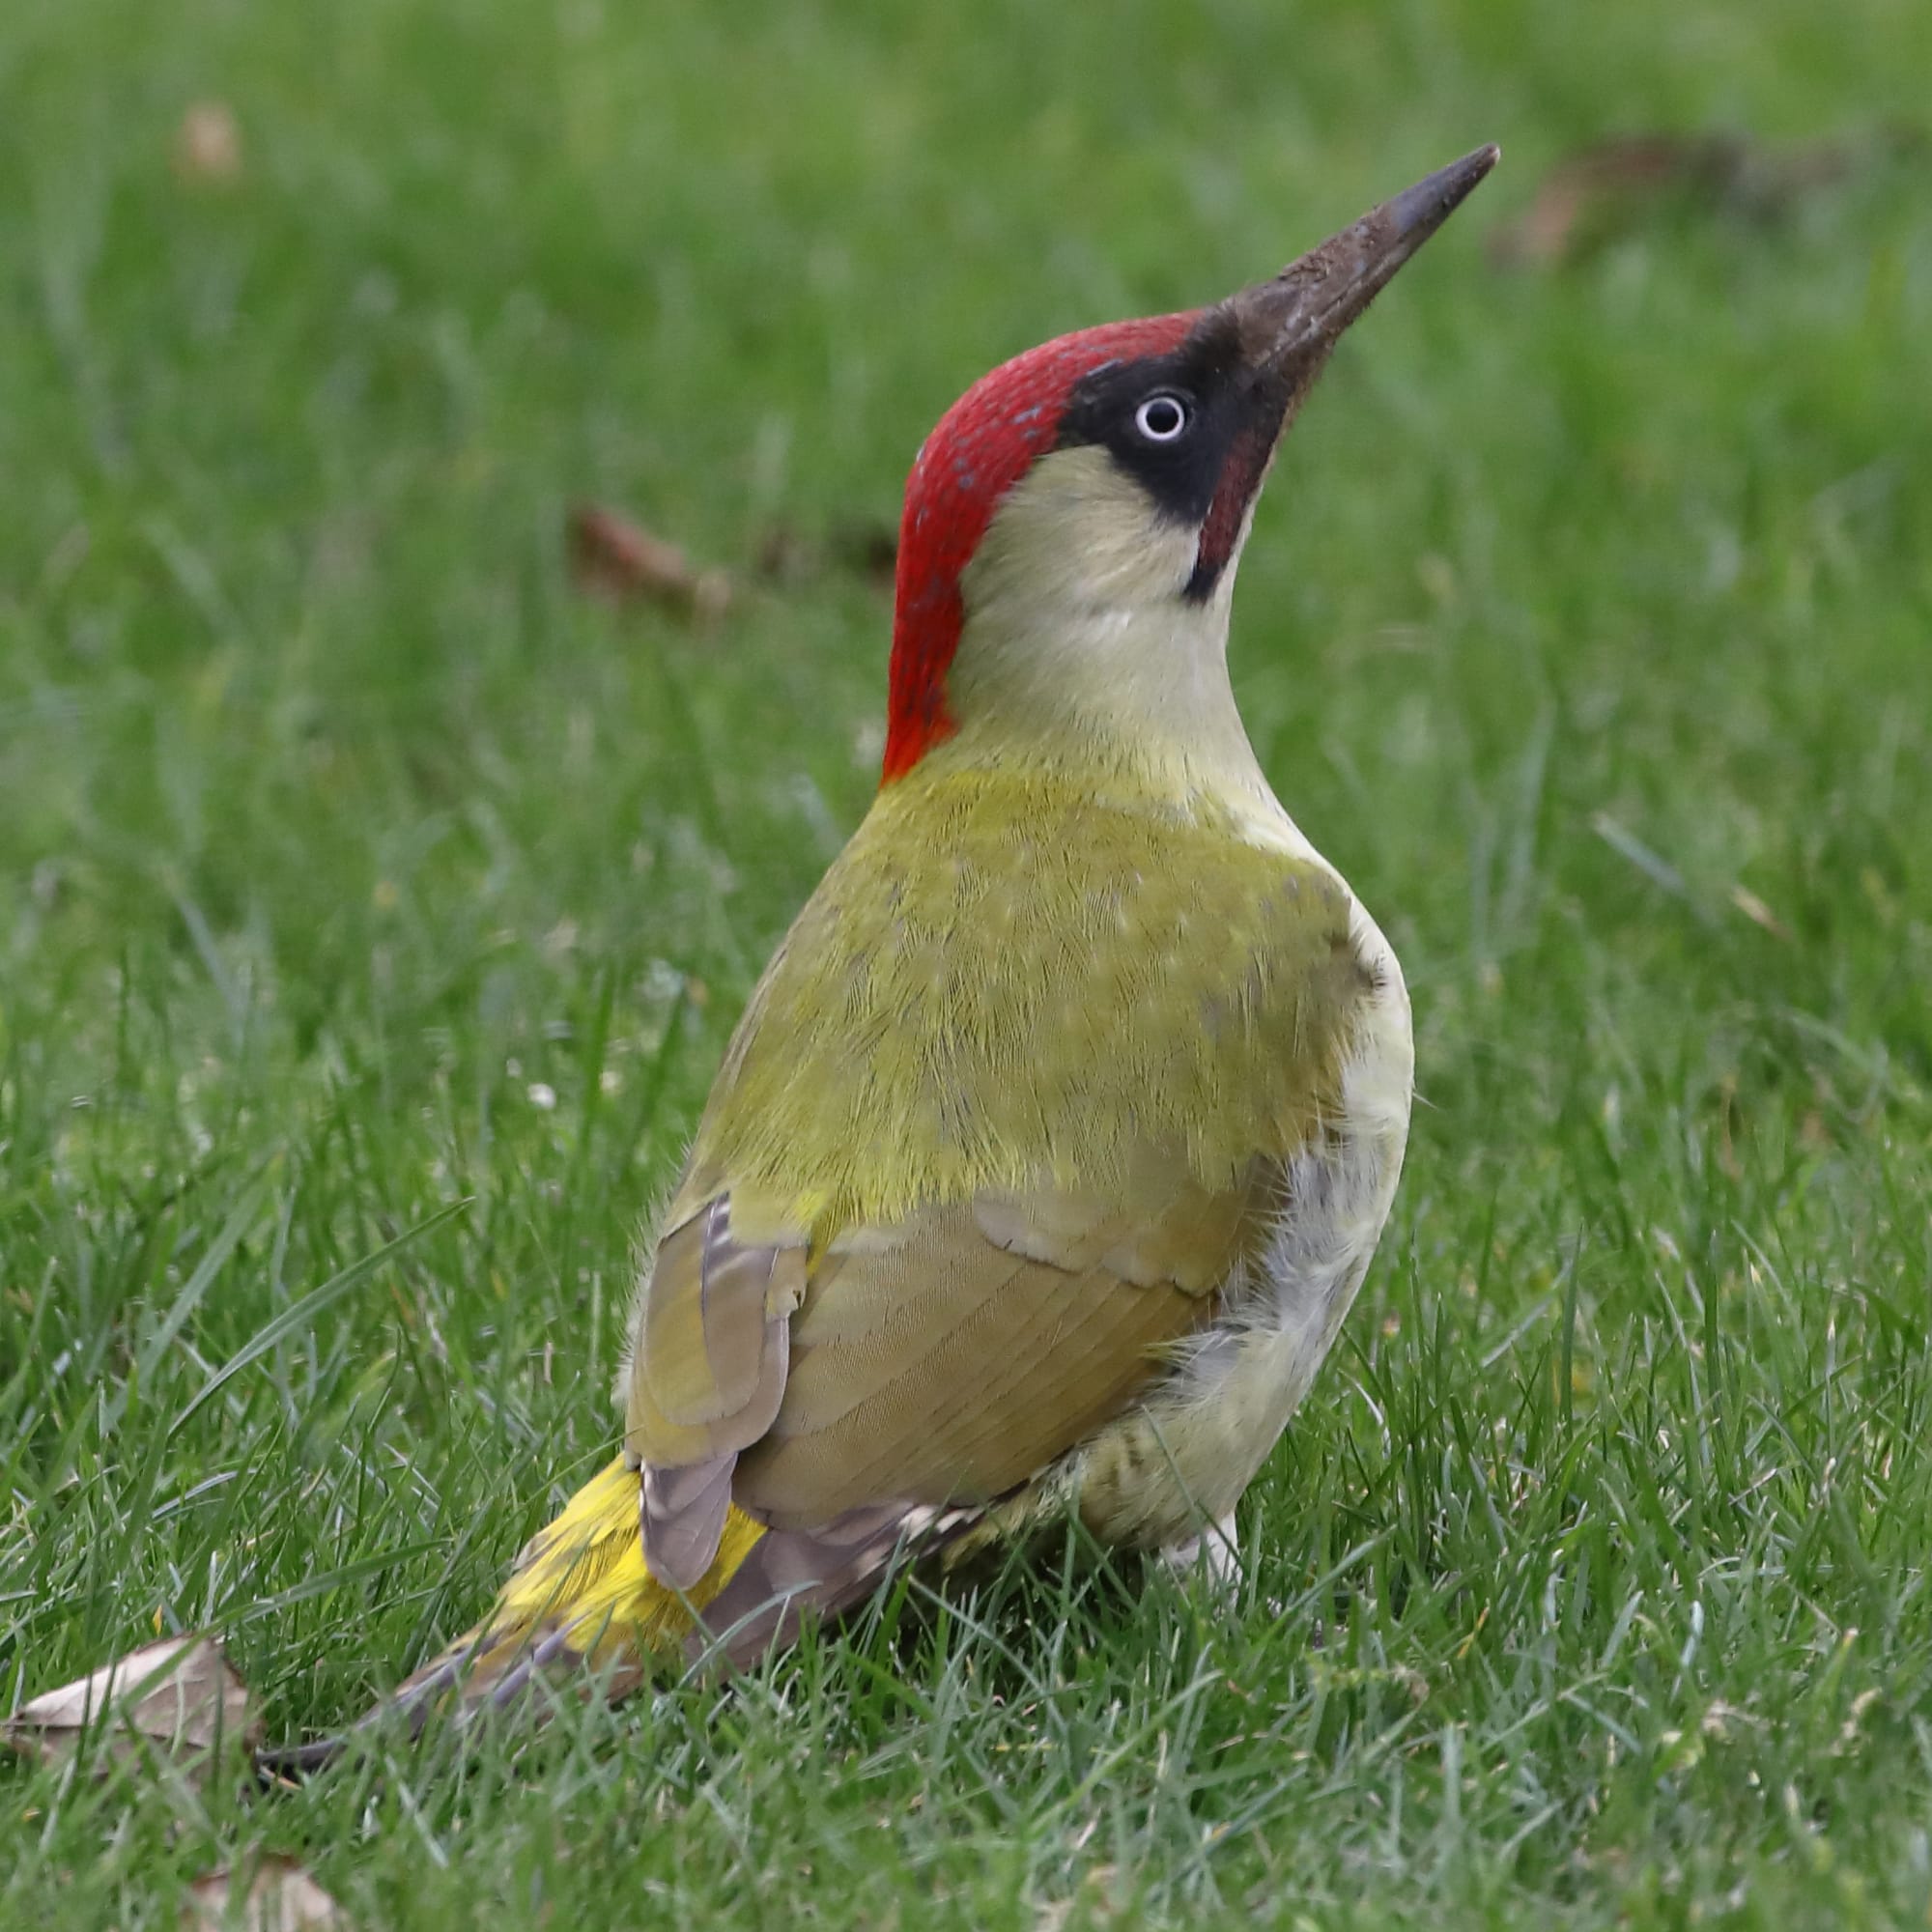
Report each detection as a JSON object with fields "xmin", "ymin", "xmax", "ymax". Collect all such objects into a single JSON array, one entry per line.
[{"xmin": 1233, "ymin": 145, "xmax": 1500, "ymax": 374}]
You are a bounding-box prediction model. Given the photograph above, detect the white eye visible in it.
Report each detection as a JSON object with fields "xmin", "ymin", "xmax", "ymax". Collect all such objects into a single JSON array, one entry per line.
[{"xmin": 1134, "ymin": 393, "xmax": 1190, "ymax": 442}]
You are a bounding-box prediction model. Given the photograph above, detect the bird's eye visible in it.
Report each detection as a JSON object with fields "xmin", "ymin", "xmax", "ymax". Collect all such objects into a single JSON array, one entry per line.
[{"xmin": 1133, "ymin": 393, "xmax": 1190, "ymax": 442}]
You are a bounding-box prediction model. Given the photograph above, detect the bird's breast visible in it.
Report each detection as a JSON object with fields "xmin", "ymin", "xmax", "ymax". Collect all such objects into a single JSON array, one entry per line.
[
  {"xmin": 686, "ymin": 771, "xmax": 1375, "ymax": 1244},
  {"xmin": 1074, "ymin": 895, "xmax": 1414, "ymax": 1548}
]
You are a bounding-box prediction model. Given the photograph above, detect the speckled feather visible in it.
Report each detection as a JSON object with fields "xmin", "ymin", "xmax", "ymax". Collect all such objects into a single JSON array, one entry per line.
[{"xmin": 674, "ymin": 762, "xmax": 1361, "ymax": 1245}]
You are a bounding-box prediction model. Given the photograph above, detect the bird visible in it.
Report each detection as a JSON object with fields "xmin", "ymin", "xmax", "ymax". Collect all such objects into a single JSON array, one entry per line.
[{"xmin": 295, "ymin": 144, "xmax": 1495, "ymax": 1756}]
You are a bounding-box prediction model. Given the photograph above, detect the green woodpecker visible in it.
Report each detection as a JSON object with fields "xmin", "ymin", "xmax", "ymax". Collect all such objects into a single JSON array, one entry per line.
[{"xmin": 345, "ymin": 145, "xmax": 1496, "ymax": 1740}]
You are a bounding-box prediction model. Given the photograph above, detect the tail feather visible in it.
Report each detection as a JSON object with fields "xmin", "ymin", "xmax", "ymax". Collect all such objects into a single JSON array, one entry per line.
[
  {"xmin": 256, "ymin": 1455, "xmax": 1009, "ymax": 1777},
  {"xmin": 399, "ymin": 1455, "xmax": 770, "ymax": 1707},
  {"xmin": 259, "ymin": 1456, "xmax": 766, "ymax": 1773}
]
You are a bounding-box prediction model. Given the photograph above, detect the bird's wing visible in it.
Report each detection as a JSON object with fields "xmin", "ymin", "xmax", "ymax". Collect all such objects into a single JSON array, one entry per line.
[
  {"xmin": 625, "ymin": 1150, "xmax": 1262, "ymax": 1608},
  {"xmin": 741, "ymin": 1146, "xmax": 1262, "ymax": 1526},
  {"xmin": 622, "ymin": 1197, "xmax": 809, "ymax": 1591}
]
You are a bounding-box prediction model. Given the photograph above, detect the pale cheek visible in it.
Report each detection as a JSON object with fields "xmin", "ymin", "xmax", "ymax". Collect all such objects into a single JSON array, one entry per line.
[
  {"xmin": 1087, "ymin": 513, "xmax": 1200, "ymax": 606},
  {"xmin": 965, "ymin": 445, "xmax": 1198, "ymax": 622}
]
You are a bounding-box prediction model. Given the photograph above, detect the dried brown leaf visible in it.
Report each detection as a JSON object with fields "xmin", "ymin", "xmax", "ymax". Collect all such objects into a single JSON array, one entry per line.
[
  {"xmin": 5, "ymin": 1634, "xmax": 261, "ymax": 1775},
  {"xmin": 752, "ymin": 520, "xmax": 816, "ymax": 585},
  {"xmin": 831, "ymin": 518, "xmax": 898, "ymax": 587},
  {"xmin": 569, "ymin": 503, "xmax": 730, "ymax": 622},
  {"xmin": 751, "ymin": 518, "xmax": 896, "ymax": 589},
  {"xmin": 185, "ymin": 1858, "xmax": 342, "ymax": 1931},
  {"xmin": 1488, "ymin": 129, "xmax": 1895, "ymax": 270},
  {"xmin": 174, "ymin": 102, "xmax": 244, "ymax": 186}
]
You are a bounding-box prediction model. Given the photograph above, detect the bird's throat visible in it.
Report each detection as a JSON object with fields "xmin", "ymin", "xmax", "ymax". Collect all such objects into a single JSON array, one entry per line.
[
  {"xmin": 919, "ymin": 442, "xmax": 1287, "ymax": 834},
  {"xmin": 936, "ymin": 588, "xmax": 1286, "ymax": 839}
]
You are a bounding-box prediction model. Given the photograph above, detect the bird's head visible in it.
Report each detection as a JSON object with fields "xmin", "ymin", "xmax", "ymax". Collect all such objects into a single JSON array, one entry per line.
[{"xmin": 880, "ymin": 145, "xmax": 1498, "ymax": 789}]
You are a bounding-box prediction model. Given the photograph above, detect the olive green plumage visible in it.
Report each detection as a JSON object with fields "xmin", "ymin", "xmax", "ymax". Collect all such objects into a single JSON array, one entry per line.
[
  {"xmin": 612, "ymin": 754, "xmax": 1373, "ymax": 1623},
  {"xmin": 684, "ymin": 759, "xmax": 1362, "ymax": 1245}
]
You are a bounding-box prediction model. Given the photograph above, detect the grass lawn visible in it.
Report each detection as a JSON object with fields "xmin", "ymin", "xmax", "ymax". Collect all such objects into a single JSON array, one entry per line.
[{"xmin": 4, "ymin": 0, "xmax": 1931, "ymax": 1923}]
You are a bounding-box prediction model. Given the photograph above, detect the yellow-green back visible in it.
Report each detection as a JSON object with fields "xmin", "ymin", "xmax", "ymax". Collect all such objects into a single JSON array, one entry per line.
[{"xmin": 678, "ymin": 762, "xmax": 1369, "ymax": 1248}]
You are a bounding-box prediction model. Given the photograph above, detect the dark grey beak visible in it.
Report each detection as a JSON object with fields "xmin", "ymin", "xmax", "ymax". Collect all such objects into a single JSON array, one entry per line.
[{"xmin": 1234, "ymin": 145, "xmax": 1500, "ymax": 369}]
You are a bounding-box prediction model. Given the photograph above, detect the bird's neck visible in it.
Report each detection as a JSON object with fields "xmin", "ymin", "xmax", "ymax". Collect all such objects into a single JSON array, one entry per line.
[
  {"xmin": 937, "ymin": 608, "xmax": 1276, "ymax": 822},
  {"xmin": 923, "ymin": 494, "xmax": 1290, "ymax": 842}
]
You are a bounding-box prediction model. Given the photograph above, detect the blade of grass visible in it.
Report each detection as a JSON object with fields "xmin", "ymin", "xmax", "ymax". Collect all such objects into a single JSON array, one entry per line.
[{"xmin": 168, "ymin": 1202, "xmax": 469, "ymax": 1438}]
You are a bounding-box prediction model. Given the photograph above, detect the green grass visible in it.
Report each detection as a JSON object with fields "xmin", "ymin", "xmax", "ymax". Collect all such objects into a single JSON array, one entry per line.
[{"xmin": 4, "ymin": 0, "xmax": 1931, "ymax": 1923}]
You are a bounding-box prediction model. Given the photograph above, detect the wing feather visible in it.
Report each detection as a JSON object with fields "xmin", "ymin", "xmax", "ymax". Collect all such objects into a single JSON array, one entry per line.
[{"xmin": 628, "ymin": 1156, "xmax": 1262, "ymax": 1572}]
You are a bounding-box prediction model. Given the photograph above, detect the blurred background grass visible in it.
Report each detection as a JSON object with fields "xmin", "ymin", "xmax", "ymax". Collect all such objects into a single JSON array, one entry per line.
[{"xmin": 3, "ymin": 0, "xmax": 1930, "ymax": 1925}]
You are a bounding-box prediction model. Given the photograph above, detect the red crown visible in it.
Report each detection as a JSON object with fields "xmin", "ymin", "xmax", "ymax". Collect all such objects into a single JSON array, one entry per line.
[{"xmin": 881, "ymin": 312, "xmax": 1195, "ymax": 783}]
